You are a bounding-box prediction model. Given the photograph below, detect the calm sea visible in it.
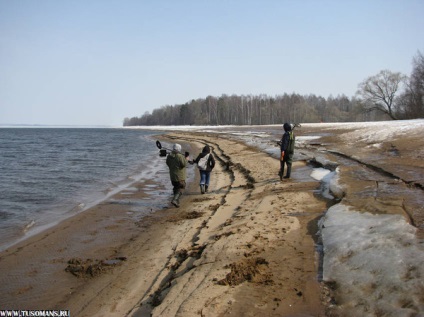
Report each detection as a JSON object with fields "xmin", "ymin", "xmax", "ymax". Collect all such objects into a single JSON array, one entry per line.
[{"xmin": 0, "ymin": 128, "xmax": 170, "ymax": 251}]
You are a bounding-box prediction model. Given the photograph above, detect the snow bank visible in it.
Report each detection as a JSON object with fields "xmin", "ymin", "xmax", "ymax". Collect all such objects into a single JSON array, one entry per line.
[
  {"xmin": 311, "ymin": 167, "xmax": 344, "ymax": 200},
  {"xmin": 320, "ymin": 204, "xmax": 424, "ymax": 316},
  {"xmin": 305, "ymin": 119, "xmax": 424, "ymax": 145}
]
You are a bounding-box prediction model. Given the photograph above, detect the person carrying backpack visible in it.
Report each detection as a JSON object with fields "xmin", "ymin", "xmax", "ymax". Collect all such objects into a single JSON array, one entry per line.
[
  {"xmin": 192, "ymin": 145, "xmax": 215, "ymax": 194},
  {"xmin": 278, "ymin": 123, "xmax": 295, "ymax": 180}
]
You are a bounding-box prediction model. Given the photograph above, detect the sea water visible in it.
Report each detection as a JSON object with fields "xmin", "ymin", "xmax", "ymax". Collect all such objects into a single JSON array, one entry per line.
[{"xmin": 0, "ymin": 128, "xmax": 171, "ymax": 251}]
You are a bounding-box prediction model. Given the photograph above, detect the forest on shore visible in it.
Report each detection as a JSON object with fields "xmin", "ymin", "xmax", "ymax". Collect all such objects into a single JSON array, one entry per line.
[{"xmin": 124, "ymin": 52, "xmax": 424, "ymax": 126}]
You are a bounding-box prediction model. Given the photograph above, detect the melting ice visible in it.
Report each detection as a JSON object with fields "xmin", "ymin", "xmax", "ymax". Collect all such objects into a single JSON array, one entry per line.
[{"xmin": 316, "ymin": 169, "xmax": 424, "ymax": 316}]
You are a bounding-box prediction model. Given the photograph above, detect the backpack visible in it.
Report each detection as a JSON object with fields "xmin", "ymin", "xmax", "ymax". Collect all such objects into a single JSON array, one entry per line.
[
  {"xmin": 197, "ymin": 154, "xmax": 210, "ymax": 171},
  {"xmin": 287, "ymin": 132, "xmax": 295, "ymax": 154}
]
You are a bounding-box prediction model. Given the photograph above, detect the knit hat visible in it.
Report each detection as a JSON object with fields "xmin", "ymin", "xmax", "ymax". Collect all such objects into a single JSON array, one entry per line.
[
  {"xmin": 283, "ymin": 123, "xmax": 292, "ymax": 132},
  {"xmin": 173, "ymin": 144, "xmax": 182, "ymax": 153}
]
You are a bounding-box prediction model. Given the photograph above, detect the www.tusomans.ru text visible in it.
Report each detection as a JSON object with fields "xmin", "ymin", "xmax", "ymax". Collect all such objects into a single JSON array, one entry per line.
[{"xmin": 0, "ymin": 311, "xmax": 70, "ymax": 317}]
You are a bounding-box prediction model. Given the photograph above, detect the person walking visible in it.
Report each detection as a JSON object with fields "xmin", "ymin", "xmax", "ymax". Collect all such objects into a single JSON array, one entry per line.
[
  {"xmin": 192, "ymin": 145, "xmax": 215, "ymax": 194},
  {"xmin": 278, "ymin": 123, "xmax": 295, "ymax": 180},
  {"xmin": 166, "ymin": 143, "xmax": 189, "ymax": 207}
]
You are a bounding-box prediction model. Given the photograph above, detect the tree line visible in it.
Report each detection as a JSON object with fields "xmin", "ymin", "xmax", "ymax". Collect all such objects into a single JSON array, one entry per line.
[{"xmin": 124, "ymin": 51, "xmax": 424, "ymax": 126}]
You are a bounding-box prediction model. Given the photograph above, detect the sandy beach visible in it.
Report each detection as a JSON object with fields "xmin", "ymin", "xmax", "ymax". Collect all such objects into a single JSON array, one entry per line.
[{"xmin": 1, "ymin": 121, "xmax": 423, "ymax": 317}]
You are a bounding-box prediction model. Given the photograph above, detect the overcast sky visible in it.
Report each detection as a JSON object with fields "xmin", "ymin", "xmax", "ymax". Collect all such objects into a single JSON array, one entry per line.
[{"xmin": 1, "ymin": 0, "xmax": 423, "ymax": 126}]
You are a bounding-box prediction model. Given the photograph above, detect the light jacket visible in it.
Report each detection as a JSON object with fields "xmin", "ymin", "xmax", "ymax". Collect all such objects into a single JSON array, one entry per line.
[{"xmin": 194, "ymin": 151, "xmax": 215, "ymax": 172}]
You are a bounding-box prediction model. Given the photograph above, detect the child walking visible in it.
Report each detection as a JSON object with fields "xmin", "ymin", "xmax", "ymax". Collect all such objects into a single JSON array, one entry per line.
[{"xmin": 192, "ymin": 145, "xmax": 215, "ymax": 194}]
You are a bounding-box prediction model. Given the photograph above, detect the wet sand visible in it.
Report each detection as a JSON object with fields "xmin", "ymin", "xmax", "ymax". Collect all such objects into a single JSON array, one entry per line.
[{"xmin": 0, "ymin": 123, "xmax": 422, "ymax": 316}]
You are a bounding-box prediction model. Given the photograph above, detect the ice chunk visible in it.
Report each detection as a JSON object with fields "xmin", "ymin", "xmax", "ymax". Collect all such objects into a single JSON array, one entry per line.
[
  {"xmin": 311, "ymin": 167, "xmax": 331, "ymax": 181},
  {"xmin": 320, "ymin": 204, "xmax": 424, "ymax": 316}
]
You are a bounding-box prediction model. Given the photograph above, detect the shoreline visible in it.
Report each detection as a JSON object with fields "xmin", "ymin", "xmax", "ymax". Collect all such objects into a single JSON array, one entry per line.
[
  {"xmin": 1, "ymin": 122, "xmax": 423, "ymax": 316},
  {"xmin": 0, "ymin": 129, "xmax": 170, "ymax": 254}
]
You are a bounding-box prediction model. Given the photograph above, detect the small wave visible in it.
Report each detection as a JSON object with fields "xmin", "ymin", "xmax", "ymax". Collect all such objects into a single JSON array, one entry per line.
[
  {"xmin": 23, "ymin": 220, "xmax": 36, "ymax": 233},
  {"xmin": 70, "ymin": 203, "xmax": 85, "ymax": 212}
]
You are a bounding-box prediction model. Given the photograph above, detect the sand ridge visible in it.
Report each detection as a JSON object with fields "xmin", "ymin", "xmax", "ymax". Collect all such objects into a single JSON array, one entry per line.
[{"xmin": 125, "ymin": 132, "xmax": 328, "ymax": 317}]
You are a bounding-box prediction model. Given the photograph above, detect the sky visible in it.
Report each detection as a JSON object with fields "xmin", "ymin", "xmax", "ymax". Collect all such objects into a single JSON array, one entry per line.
[{"xmin": 1, "ymin": 0, "xmax": 423, "ymax": 126}]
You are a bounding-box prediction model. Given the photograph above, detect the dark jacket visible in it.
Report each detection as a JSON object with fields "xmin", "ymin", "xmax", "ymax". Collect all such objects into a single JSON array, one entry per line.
[
  {"xmin": 280, "ymin": 124, "xmax": 295, "ymax": 154},
  {"xmin": 194, "ymin": 145, "xmax": 215, "ymax": 172}
]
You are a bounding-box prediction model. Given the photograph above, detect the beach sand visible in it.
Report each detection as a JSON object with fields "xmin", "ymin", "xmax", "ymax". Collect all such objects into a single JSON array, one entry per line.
[{"xmin": 1, "ymin": 123, "xmax": 423, "ymax": 316}]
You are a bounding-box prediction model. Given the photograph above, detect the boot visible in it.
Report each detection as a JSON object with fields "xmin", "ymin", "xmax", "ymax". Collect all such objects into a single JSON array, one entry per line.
[
  {"xmin": 171, "ymin": 192, "xmax": 181, "ymax": 207},
  {"xmin": 200, "ymin": 184, "xmax": 205, "ymax": 194},
  {"xmin": 279, "ymin": 164, "xmax": 285, "ymax": 181},
  {"xmin": 205, "ymin": 185, "xmax": 209, "ymax": 193},
  {"xmin": 278, "ymin": 170, "xmax": 283, "ymax": 181},
  {"xmin": 284, "ymin": 164, "xmax": 292, "ymax": 179}
]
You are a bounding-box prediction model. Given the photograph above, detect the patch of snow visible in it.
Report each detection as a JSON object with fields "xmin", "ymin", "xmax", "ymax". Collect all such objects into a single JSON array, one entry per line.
[
  {"xmin": 297, "ymin": 135, "xmax": 322, "ymax": 141},
  {"xmin": 227, "ymin": 131, "xmax": 270, "ymax": 138},
  {"xmin": 370, "ymin": 143, "xmax": 383, "ymax": 149},
  {"xmin": 327, "ymin": 119, "xmax": 424, "ymax": 145},
  {"xmin": 327, "ymin": 169, "xmax": 344, "ymax": 199},
  {"xmin": 320, "ymin": 204, "xmax": 424, "ymax": 316},
  {"xmin": 311, "ymin": 168, "xmax": 331, "ymax": 181},
  {"xmin": 313, "ymin": 167, "xmax": 344, "ymax": 200}
]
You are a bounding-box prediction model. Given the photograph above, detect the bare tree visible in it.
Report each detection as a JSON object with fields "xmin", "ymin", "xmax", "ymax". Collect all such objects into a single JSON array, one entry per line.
[
  {"xmin": 356, "ymin": 70, "xmax": 407, "ymax": 120},
  {"xmin": 408, "ymin": 51, "xmax": 424, "ymax": 117}
]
